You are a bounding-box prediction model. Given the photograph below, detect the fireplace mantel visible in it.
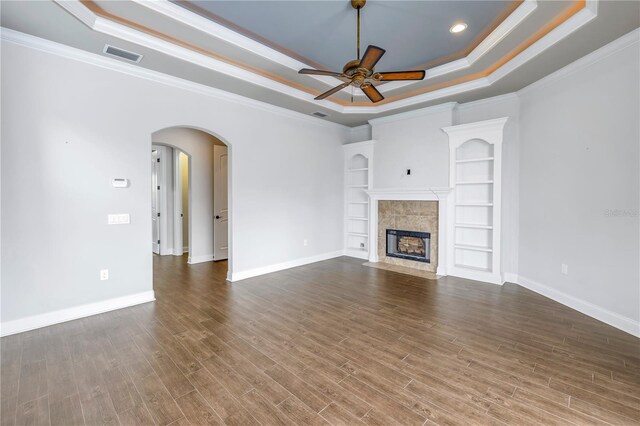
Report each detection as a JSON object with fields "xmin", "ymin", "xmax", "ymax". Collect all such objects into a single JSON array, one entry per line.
[{"xmin": 366, "ymin": 187, "xmax": 451, "ymax": 276}]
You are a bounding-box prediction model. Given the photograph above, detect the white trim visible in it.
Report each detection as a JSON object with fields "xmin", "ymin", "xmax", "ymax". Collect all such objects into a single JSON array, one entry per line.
[
  {"xmin": 229, "ymin": 250, "xmax": 344, "ymax": 282},
  {"xmin": 0, "ymin": 28, "xmax": 348, "ymax": 131},
  {"xmin": 134, "ymin": 0, "xmax": 537, "ymax": 95},
  {"xmin": 0, "ymin": 290, "xmax": 155, "ymax": 337},
  {"xmin": 10, "ymin": 0, "xmax": 599, "ymax": 115},
  {"xmin": 517, "ymin": 275, "xmax": 640, "ymax": 338},
  {"xmin": 449, "ymin": 267, "xmax": 503, "ymax": 285},
  {"xmin": 518, "ymin": 27, "xmax": 640, "ymax": 97},
  {"xmin": 187, "ymin": 254, "xmax": 215, "ymax": 264},
  {"xmin": 456, "ymin": 93, "xmax": 520, "ymax": 112},
  {"xmin": 503, "ymin": 272, "xmax": 519, "ymax": 283},
  {"xmin": 368, "ymin": 102, "xmax": 458, "ymax": 126}
]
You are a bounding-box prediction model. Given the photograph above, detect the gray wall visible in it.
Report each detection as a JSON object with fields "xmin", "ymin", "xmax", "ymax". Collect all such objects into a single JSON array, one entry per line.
[
  {"xmin": 518, "ymin": 40, "xmax": 640, "ymax": 323},
  {"xmin": 1, "ymin": 41, "xmax": 347, "ymax": 324}
]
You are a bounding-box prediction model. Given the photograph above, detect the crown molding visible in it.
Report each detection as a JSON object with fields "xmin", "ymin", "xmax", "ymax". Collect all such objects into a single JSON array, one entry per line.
[
  {"xmin": 518, "ymin": 27, "xmax": 639, "ymax": 97},
  {"xmin": 134, "ymin": 0, "xmax": 537, "ymax": 97},
  {"xmin": 0, "ymin": 27, "xmax": 349, "ymax": 131},
  {"xmin": 368, "ymin": 102, "xmax": 458, "ymax": 126},
  {"xmin": 456, "ymin": 93, "xmax": 520, "ymax": 112},
  {"xmin": 51, "ymin": 0, "xmax": 598, "ymax": 115}
]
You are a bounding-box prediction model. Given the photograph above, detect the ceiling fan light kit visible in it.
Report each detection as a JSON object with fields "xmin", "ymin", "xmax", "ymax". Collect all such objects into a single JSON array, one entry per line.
[{"xmin": 299, "ymin": 0, "xmax": 426, "ymax": 103}]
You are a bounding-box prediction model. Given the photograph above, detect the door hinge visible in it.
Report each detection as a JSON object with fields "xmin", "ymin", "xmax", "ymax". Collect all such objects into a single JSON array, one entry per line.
[
  {"xmin": 157, "ymin": 158, "xmax": 160, "ymax": 162},
  {"xmin": 157, "ymin": 239, "xmax": 160, "ymax": 244},
  {"xmin": 157, "ymin": 213, "xmax": 160, "ymax": 217},
  {"xmin": 180, "ymin": 213, "xmax": 184, "ymax": 217},
  {"xmin": 157, "ymin": 186, "xmax": 160, "ymax": 190}
]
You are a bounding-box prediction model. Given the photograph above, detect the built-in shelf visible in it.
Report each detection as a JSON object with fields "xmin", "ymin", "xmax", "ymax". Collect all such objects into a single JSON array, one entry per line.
[
  {"xmin": 348, "ymin": 232, "xmax": 368, "ymax": 237},
  {"xmin": 455, "ymin": 223, "xmax": 493, "ymax": 229},
  {"xmin": 455, "ymin": 244, "xmax": 493, "ymax": 253},
  {"xmin": 456, "ymin": 157, "xmax": 494, "ymax": 164},
  {"xmin": 456, "ymin": 202, "xmax": 494, "ymax": 207},
  {"xmin": 455, "ymin": 180, "xmax": 494, "ymax": 185},
  {"xmin": 444, "ymin": 117, "xmax": 506, "ymax": 283},
  {"xmin": 344, "ymin": 143, "xmax": 374, "ymax": 261},
  {"xmin": 454, "ymin": 263, "xmax": 491, "ymax": 273}
]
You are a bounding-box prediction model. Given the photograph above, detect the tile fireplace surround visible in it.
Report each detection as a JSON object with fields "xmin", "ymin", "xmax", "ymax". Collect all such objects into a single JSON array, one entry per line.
[
  {"xmin": 378, "ymin": 201, "xmax": 438, "ymax": 273},
  {"xmin": 366, "ymin": 188, "xmax": 451, "ymax": 276}
]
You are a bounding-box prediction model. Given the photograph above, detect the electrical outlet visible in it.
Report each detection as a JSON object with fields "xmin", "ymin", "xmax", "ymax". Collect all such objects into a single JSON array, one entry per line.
[
  {"xmin": 100, "ymin": 269, "xmax": 109, "ymax": 280},
  {"xmin": 561, "ymin": 264, "xmax": 568, "ymax": 275},
  {"xmin": 303, "ymin": 239, "xmax": 308, "ymax": 246}
]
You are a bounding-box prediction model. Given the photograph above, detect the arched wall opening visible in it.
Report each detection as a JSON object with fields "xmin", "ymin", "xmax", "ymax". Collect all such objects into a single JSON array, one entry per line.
[{"xmin": 151, "ymin": 126, "xmax": 233, "ymax": 278}]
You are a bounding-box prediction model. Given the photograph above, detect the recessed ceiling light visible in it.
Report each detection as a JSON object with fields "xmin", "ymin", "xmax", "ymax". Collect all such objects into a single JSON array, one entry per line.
[{"xmin": 450, "ymin": 23, "xmax": 468, "ymax": 33}]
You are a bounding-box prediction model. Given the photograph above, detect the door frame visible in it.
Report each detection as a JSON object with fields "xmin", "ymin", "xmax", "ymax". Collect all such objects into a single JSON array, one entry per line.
[
  {"xmin": 150, "ymin": 126, "xmax": 234, "ymax": 280},
  {"xmin": 172, "ymin": 148, "xmax": 191, "ymax": 257}
]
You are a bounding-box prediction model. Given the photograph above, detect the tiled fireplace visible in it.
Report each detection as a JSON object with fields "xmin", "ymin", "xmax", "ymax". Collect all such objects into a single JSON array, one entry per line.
[
  {"xmin": 378, "ymin": 200, "xmax": 438, "ymax": 273},
  {"xmin": 366, "ymin": 188, "xmax": 451, "ymax": 277}
]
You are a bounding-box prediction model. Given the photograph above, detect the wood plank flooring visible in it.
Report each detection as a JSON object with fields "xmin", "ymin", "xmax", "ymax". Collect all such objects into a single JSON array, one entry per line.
[{"xmin": 2, "ymin": 255, "xmax": 639, "ymax": 425}]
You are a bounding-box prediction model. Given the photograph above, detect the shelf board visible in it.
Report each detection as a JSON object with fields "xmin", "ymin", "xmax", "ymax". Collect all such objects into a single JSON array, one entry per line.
[
  {"xmin": 455, "ymin": 244, "xmax": 493, "ymax": 253},
  {"xmin": 348, "ymin": 185, "xmax": 368, "ymax": 188},
  {"xmin": 348, "ymin": 232, "xmax": 369, "ymax": 237},
  {"xmin": 456, "ymin": 157, "xmax": 494, "ymax": 164},
  {"xmin": 347, "ymin": 217, "xmax": 369, "ymax": 221},
  {"xmin": 455, "ymin": 223, "xmax": 493, "ymax": 230},
  {"xmin": 454, "ymin": 263, "xmax": 492, "ymax": 272},
  {"xmin": 348, "ymin": 168, "xmax": 369, "ymax": 172},
  {"xmin": 347, "ymin": 201, "xmax": 368, "ymax": 204},
  {"xmin": 456, "ymin": 202, "xmax": 494, "ymax": 207},
  {"xmin": 347, "ymin": 246, "xmax": 368, "ymax": 252},
  {"xmin": 456, "ymin": 180, "xmax": 494, "ymax": 185}
]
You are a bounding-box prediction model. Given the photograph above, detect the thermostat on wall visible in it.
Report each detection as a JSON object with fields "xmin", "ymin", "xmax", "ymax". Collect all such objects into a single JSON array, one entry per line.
[{"xmin": 112, "ymin": 178, "xmax": 129, "ymax": 188}]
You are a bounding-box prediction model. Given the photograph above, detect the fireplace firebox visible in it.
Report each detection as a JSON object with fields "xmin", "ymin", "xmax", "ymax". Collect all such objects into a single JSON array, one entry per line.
[{"xmin": 386, "ymin": 229, "xmax": 430, "ymax": 263}]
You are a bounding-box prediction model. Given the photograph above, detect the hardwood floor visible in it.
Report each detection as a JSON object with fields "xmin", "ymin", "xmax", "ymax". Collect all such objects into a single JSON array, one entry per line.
[{"xmin": 2, "ymin": 255, "xmax": 639, "ymax": 425}]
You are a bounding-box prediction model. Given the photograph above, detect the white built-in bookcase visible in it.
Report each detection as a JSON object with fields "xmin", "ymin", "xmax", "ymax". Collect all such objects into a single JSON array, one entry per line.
[
  {"xmin": 343, "ymin": 141, "xmax": 374, "ymax": 259},
  {"xmin": 442, "ymin": 118, "xmax": 507, "ymax": 284}
]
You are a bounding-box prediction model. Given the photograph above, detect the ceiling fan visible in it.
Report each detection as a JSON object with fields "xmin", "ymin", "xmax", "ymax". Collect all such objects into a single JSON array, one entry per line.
[{"xmin": 299, "ymin": 0, "xmax": 426, "ymax": 103}]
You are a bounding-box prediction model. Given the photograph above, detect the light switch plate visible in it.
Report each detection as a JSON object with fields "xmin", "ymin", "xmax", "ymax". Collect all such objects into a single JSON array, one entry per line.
[{"xmin": 108, "ymin": 214, "xmax": 130, "ymax": 225}]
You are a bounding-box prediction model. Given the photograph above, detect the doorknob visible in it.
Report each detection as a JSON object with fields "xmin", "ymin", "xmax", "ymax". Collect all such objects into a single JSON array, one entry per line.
[{"xmin": 215, "ymin": 215, "xmax": 220, "ymax": 219}]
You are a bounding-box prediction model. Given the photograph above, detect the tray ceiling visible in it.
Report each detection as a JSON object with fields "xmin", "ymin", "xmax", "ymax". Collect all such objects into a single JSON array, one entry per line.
[{"xmin": 1, "ymin": 0, "xmax": 638, "ymax": 126}]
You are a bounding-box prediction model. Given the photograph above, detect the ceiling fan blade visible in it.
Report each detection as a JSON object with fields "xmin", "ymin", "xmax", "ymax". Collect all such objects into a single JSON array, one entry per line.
[
  {"xmin": 376, "ymin": 70, "xmax": 426, "ymax": 81},
  {"xmin": 299, "ymin": 68, "xmax": 344, "ymax": 77},
  {"xmin": 315, "ymin": 80, "xmax": 352, "ymax": 100},
  {"xmin": 359, "ymin": 45, "xmax": 386, "ymax": 71},
  {"xmin": 361, "ymin": 83, "xmax": 384, "ymax": 103}
]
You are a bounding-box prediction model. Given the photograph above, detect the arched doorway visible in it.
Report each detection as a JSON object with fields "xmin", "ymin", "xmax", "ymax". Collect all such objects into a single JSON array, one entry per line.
[{"xmin": 150, "ymin": 126, "xmax": 233, "ymax": 279}]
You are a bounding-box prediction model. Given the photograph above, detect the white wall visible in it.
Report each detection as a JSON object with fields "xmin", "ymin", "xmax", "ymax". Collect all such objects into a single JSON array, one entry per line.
[
  {"xmin": 153, "ymin": 128, "xmax": 220, "ymax": 262},
  {"xmin": 517, "ymin": 35, "xmax": 640, "ymax": 328},
  {"xmin": 369, "ymin": 105, "xmax": 454, "ymax": 189},
  {"xmin": 0, "ymin": 39, "xmax": 347, "ymax": 328}
]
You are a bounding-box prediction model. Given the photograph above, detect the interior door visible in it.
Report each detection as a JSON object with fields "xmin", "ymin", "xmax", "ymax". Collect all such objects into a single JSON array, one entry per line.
[
  {"xmin": 213, "ymin": 145, "xmax": 228, "ymax": 261},
  {"xmin": 151, "ymin": 149, "xmax": 160, "ymax": 254}
]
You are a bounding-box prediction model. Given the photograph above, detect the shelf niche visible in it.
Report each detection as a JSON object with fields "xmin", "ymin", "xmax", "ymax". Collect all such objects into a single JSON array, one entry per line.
[
  {"xmin": 343, "ymin": 141, "xmax": 375, "ymax": 259},
  {"xmin": 442, "ymin": 118, "xmax": 507, "ymax": 285}
]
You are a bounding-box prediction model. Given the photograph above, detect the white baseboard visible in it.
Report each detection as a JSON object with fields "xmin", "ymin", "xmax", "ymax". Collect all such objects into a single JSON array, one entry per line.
[
  {"xmin": 229, "ymin": 250, "xmax": 344, "ymax": 282},
  {"xmin": 449, "ymin": 267, "xmax": 504, "ymax": 285},
  {"xmin": 503, "ymin": 272, "xmax": 519, "ymax": 283},
  {"xmin": 344, "ymin": 248, "xmax": 369, "ymax": 260},
  {"xmin": 188, "ymin": 254, "xmax": 215, "ymax": 264},
  {"xmin": 0, "ymin": 290, "xmax": 156, "ymax": 337},
  {"xmin": 516, "ymin": 275, "xmax": 640, "ymax": 338}
]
